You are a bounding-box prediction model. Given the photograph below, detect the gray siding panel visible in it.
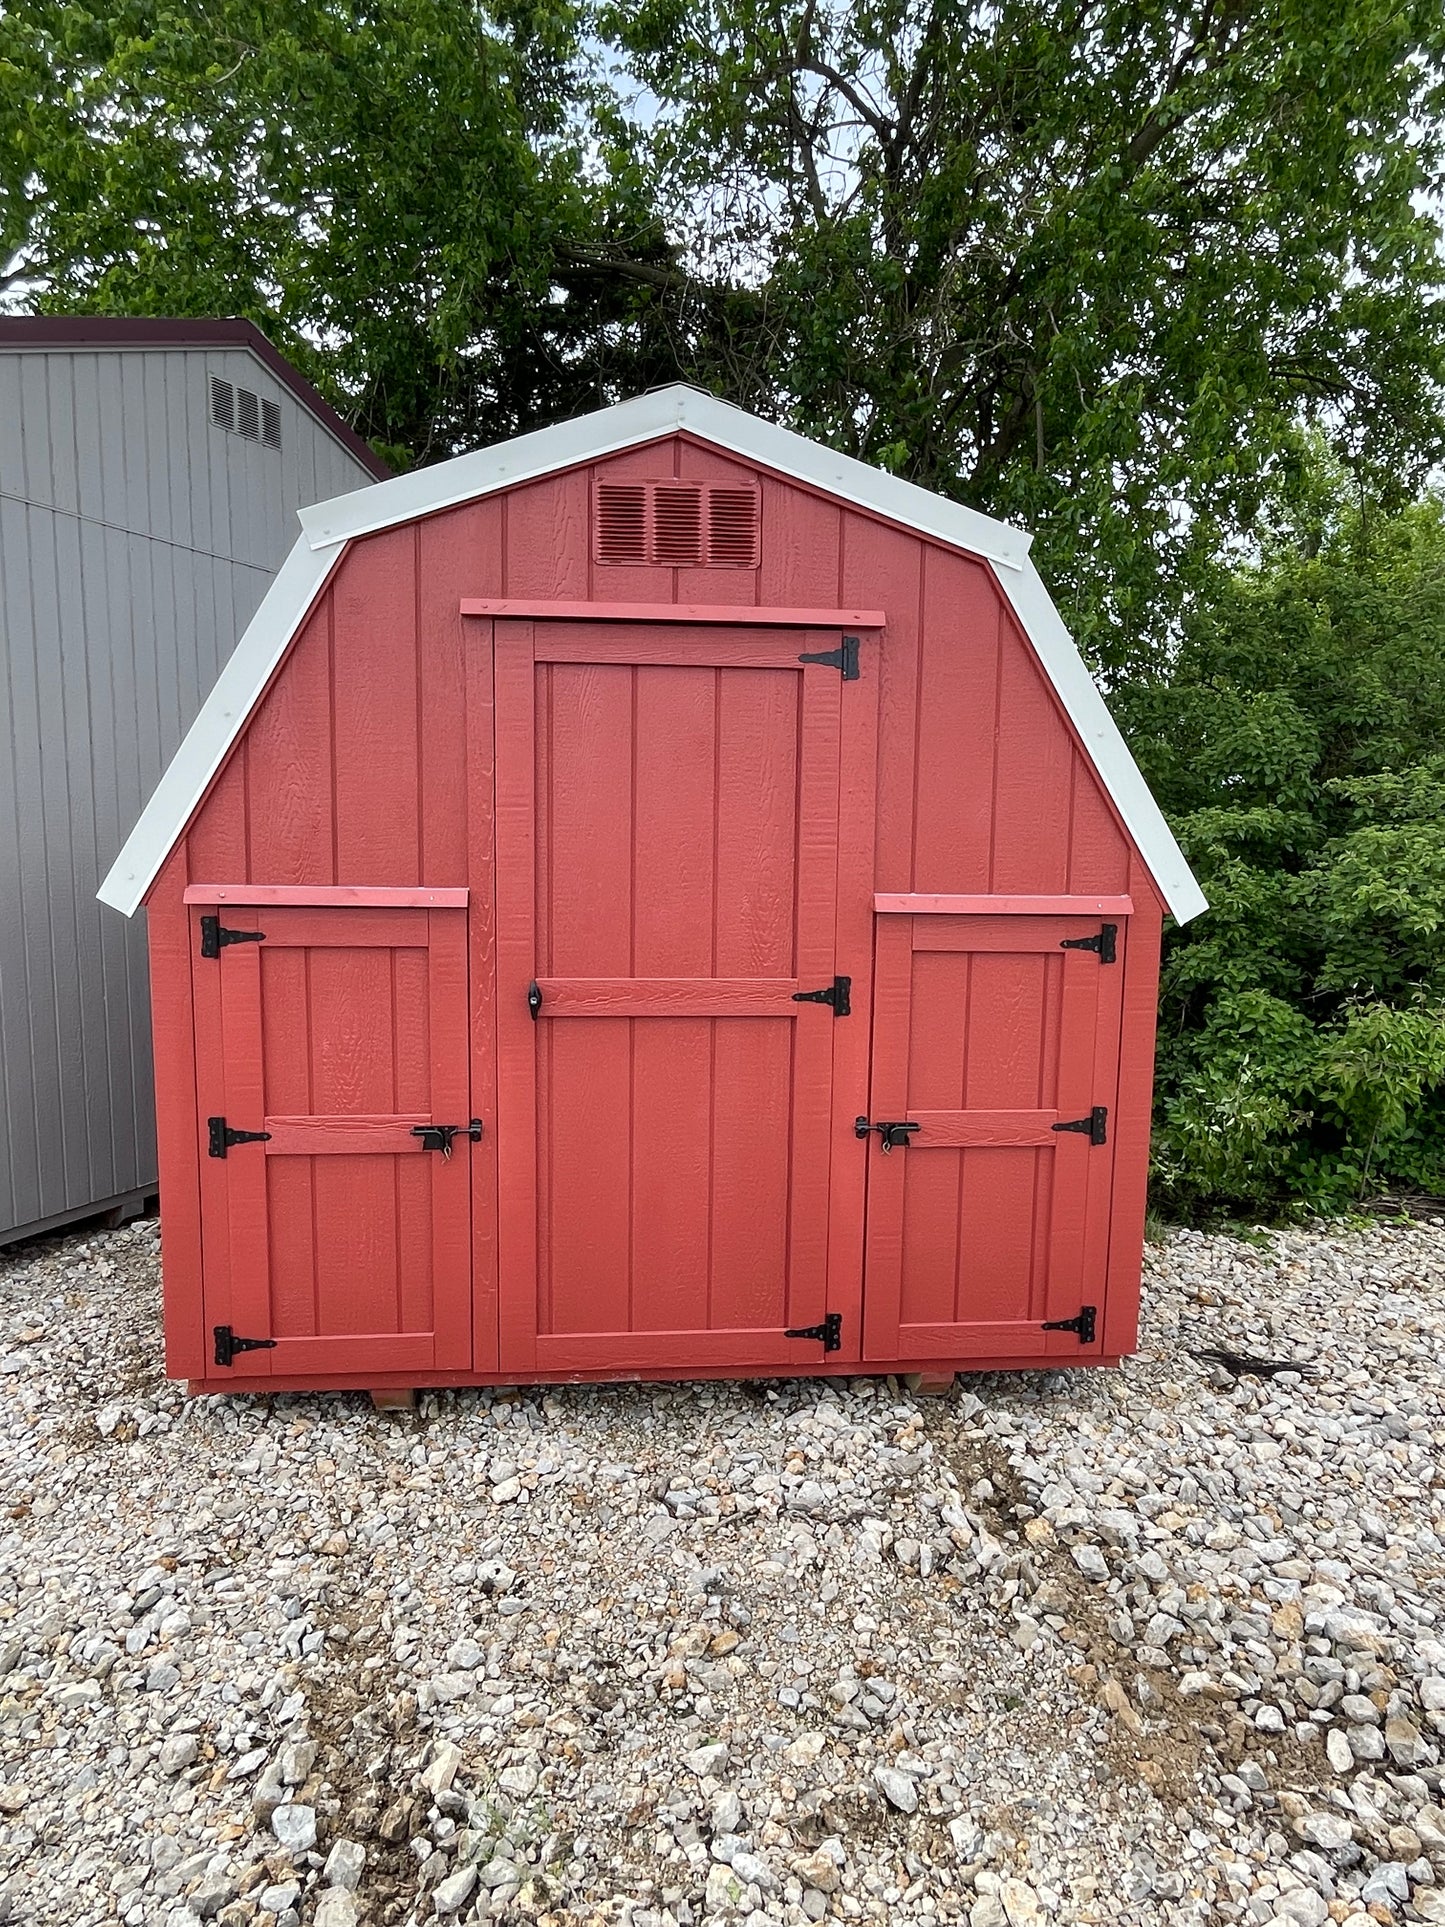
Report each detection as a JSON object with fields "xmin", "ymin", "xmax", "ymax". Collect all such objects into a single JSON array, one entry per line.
[{"xmin": 0, "ymin": 339, "xmax": 378, "ymax": 1241}]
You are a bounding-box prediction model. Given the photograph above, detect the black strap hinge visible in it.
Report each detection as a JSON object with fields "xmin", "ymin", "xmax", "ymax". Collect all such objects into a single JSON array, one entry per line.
[
  {"xmin": 1051, "ymin": 1106, "xmax": 1108, "ymax": 1145},
  {"xmin": 208, "ymin": 1116, "xmax": 272, "ymax": 1158},
  {"xmin": 213, "ymin": 1325, "xmax": 278, "ymax": 1368},
  {"xmin": 792, "ymin": 974, "xmax": 851, "ymax": 1016},
  {"xmin": 785, "ymin": 1312, "xmax": 842, "ymax": 1351},
  {"xmin": 1042, "ymin": 1306, "xmax": 1098, "ymax": 1345},
  {"xmin": 1060, "ymin": 923, "xmax": 1117, "ymax": 964},
  {"xmin": 199, "ymin": 914, "xmax": 266, "ymax": 959},
  {"xmin": 410, "ymin": 1119, "xmax": 483, "ymax": 1159},
  {"xmin": 798, "ymin": 634, "xmax": 860, "ymax": 681}
]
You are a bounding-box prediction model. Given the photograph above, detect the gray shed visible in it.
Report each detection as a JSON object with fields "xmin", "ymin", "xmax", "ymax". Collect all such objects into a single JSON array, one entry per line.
[{"xmin": 0, "ymin": 316, "xmax": 386, "ymax": 1244}]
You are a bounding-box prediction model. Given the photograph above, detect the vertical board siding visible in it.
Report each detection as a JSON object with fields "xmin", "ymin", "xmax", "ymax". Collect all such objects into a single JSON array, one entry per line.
[
  {"xmin": 0, "ymin": 342, "xmax": 380, "ymax": 1241},
  {"xmin": 530, "ymin": 654, "xmax": 807, "ymax": 1342},
  {"xmin": 148, "ymin": 428, "xmax": 1166, "ymax": 1378}
]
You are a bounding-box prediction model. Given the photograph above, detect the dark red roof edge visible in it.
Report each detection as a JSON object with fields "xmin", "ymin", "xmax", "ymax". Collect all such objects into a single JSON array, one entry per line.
[{"xmin": 0, "ymin": 315, "xmax": 390, "ymax": 479}]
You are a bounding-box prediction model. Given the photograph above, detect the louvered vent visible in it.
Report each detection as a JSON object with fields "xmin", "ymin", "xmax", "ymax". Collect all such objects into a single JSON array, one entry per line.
[
  {"xmin": 209, "ymin": 375, "xmax": 235, "ymax": 432},
  {"xmin": 708, "ymin": 487, "xmax": 761, "ymax": 567},
  {"xmin": 596, "ymin": 482, "xmax": 648, "ymax": 564},
  {"xmin": 594, "ymin": 480, "xmax": 760, "ymax": 568},
  {"xmin": 209, "ymin": 374, "xmax": 282, "ymax": 450}
]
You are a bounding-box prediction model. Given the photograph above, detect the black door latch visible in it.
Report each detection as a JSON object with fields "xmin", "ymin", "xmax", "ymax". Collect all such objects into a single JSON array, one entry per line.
[
  {"xmin": 410, "ymin": 1119, "xmax": 483, "ymax": 1159},
  {"xmin": 872, "ymin": 1120, "xmax": 920, "ymax": 1152},
  {"xmin": 792, "ymin": 975, "xmax": 851, "ymax": 1016},
  {"xmin": 213, "ymin": 1326, "xmax": 277, "ymax": 1367},
  {"xmin": 528, "ymin": 981, "xmax": 543, "ymax": 1019},
  {"xmin": 785, "ymin": 1312, "xmax": 843, "ymax": 1350},
  {"xmin": 1051, "ymin": 1107, "xmax": 1108, "ymax": 1145}
]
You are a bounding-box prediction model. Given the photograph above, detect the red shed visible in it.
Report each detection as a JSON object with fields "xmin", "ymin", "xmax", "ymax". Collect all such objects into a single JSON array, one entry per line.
[{"xmin": 99, "ymin": 388, "xmax": 1205, "ymax": 1396}]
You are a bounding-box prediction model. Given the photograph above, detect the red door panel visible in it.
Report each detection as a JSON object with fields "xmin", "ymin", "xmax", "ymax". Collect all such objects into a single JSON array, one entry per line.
[
  {"xmin": 196, "ymin": 902, "xmax": 472, "ymax": 1376},
  {"xmin": 494, "ymin": 619, "xmax": 860, "ymax": 1374},
  {"xmin": 862, "ymin": 914, "xmax": 1124, "ymax": 1362}
]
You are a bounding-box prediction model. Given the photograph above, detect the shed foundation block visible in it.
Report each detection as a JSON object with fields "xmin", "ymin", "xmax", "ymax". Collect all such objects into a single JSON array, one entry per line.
[{"xmin": 903, "ymin": 1371, "xmax": 956, "ymax": 1397}]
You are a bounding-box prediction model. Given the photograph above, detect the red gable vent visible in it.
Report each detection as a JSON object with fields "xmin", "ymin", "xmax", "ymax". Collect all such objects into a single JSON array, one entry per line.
[
  {"xmin": 596, "ymin": 482, "xmax": 648, "ymax": 564},
  {"xmin": 652, "ymin": 483, "xmax": 705, "ymax": 565},
  {"xmin": 707, "ymin": 486, "xmax": 761, "ymax": 567},
  {"xmin": 594, "ymin": 480, "xmax": 760, "ymax": 569}
]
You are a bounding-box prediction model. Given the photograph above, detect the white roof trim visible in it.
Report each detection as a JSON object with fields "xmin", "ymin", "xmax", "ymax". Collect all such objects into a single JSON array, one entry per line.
[
  {"xmin": 298, "ymin": 385, "xmax": 1033, "ymax": 570},
  {"xmin": 97, "ymin": 536, "xmax": 337, "ymax": 915},
  {"xmin": 994, "ymin": 560, "xmax": 1207, "ymax": 925},
  {"xmin": 99, "ymin": 385, "xmax": 1205, "ymax": 923}
]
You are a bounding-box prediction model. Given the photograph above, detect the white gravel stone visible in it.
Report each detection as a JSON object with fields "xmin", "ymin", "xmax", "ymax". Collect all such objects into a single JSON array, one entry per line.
[
  {"xmin": 874, "ymin": 1764, "xmax": 919, "ymax": 1812},
  {"xmin": 4, "ymin": 1214, "xmax": 1445, "ymax": 1924},
  {"xmin": 270, "ymin": 1802, "xmax": 318, "ymax": 1853},
  {"xmin": 432, "ymin": 1863, "xmax": 478, "ymax": 1913},
  {"xmin": 314, "ymin": 1891, "xmax": 362, "ymax": 1927},
  {"xmin": 322, "ymin": 1838, "xmax": 365, "ymax": 1890}
]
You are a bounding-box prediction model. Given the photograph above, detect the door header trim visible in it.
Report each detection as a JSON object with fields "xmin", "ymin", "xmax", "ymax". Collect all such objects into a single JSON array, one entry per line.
[
  {"xmin": 185, "ymin": 884, "xmax": 469, "ymax": 908},
  {"xmin": 874, "ymin": 892, "xmax": 1133, "ymax": 916},
  {"xmin": 460, "ymin": 598, "xmax": 885, "ymax": 627}
]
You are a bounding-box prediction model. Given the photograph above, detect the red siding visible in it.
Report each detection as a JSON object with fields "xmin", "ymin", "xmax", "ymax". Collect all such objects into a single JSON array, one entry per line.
[{"xmin": 156, "ymin": 430, "xmax": 1161, "ymax": 1391}]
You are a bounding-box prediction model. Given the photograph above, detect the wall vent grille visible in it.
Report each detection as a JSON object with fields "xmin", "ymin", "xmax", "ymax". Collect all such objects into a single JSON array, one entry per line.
[
  {"xmin": 209, "ymin": 375, "xmax": 235, "ymax": 432},
  {"xmin": 209, "ymin": 375, "xmax": 281, "ymax": 451},
  {"xmin": 595, "ymin": 480, "xmax": 759, "ymax": 568}
]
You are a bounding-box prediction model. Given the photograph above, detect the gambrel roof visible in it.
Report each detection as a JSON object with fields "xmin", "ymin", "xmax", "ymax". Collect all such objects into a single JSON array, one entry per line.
[{"xmin": 98, "ymin": 385, "xmax": 1206, "ymax": 922}]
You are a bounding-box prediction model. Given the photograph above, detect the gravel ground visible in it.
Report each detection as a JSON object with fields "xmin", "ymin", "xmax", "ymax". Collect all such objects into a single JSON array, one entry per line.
[{"xmin": 1, "ymin": 1218, "xmax": 1444, "ymax": 1927}]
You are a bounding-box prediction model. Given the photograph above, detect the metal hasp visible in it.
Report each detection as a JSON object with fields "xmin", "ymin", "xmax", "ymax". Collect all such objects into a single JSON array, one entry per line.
[
  {"xmin": 785, "ymin": 1312, "xmax": 843, "ymax": 1351},
  {"xmin": 213, "ymin": 1325, "xmax": 278, "ymax": 1368},
  {"xmin": 792, "ymin": 974, "xmax": 851, "ymax": 1017},
  {"xmin": 409, "ymin": 1119, "xmax": 483, "ymax": 1160},
  {"xmin": 1042, "ymin": 1306, "xmax": 1098, "ymax": 1345},
  {"xmin": 1051, "ymin": 1106, "xmax": 1108, "ymax": 1145},
  {"xmin": 873, "ymin": 1120, "xmax": 921, "ymax": 1152},
  {"xmin": 527, "ymin": 981, "xmax": 542, "ymax": 1020},
  {"xmin": 199, "ymin": 914, "xmax": 265, "ymax": 959},
  {"xmin": 797, "ymin": 635, "xmax": 860, "ymax": 680},
  {"xmin": 1060, "ymin": 923, "xmax": 1117, "ymax": 964},
  {"xmin": 207, "ymin": 1116, "xmax": 272, "ymax": 1158}
]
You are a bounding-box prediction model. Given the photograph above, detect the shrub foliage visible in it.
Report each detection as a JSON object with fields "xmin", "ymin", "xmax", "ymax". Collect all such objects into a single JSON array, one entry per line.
[{"xmin": 1117, "ymin": 494, "xmax": 1445, "ymax": 1216}]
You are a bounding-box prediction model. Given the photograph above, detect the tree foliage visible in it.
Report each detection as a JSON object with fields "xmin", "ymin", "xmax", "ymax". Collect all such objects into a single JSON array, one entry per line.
[
  {"xmin": 606, "ymin": 0, "xmax": 1445, "ymax": 665},
  {"xmin": 6, "ymin": 2, "xmax": 1445, "ymax": 1213},
  {"xmin": 0, "ymin": 0, "xmax": 681, "ymax": 465},
  {"xmin": 5, "ymin": 0, "xmax": 1445, "ymax": 656},
  {"xmin": 1115, "ymin": 483, "xmax": 1445, "ymax": 1216}
]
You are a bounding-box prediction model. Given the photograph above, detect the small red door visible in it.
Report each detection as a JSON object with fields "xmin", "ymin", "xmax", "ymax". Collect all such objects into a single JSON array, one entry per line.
[
  {"xmin": 861, "ymin": 913, "xmax": 1124, "ymax": 1361},
  {"xmin": 493, "ymin": 618, "xmax": 862, "ymax": 1374},
  {"xmin": 195, "ymin": 899, "xmax": 472, "ymax": 1377}
]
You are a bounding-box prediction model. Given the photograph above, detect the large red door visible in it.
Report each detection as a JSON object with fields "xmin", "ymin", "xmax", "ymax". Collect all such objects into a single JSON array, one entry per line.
[
  {"xmin": 194, "ymin": 895, "xmax": 473, "ymax": 1377},
  {"xmin": 493, "ymin": 618, "xmax": 862, "ymax": 1374},
  {"xmin": 862, "ymin": 912, "xmax": 1124, "ymax": 1362}
]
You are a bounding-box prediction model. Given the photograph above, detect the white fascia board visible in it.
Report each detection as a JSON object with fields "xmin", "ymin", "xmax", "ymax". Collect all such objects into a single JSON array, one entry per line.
[
  {"xmin": 298, "ymin": 385, "xmax": 1034, "ymax": 572},
  {"xmin": 996, "ymin": 559, "xmax": 1207, "ymax": 925},
  {"xmin": 97, "ymin": 535, "xmax": 338, "ymax": 917}
]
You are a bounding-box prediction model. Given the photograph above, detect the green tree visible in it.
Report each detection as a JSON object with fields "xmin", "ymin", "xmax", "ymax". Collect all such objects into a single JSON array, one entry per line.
[
  {"xmin": 0, "ymin": 0, "xmax": 683, "ymax": 465},
  {"xmin": 607, "ymin": 0, "xmax": 1445, "ymax": 668},
  {"xmin": 1115, "ymin": 483, "xmax": 1445, "ymax": 1215}
]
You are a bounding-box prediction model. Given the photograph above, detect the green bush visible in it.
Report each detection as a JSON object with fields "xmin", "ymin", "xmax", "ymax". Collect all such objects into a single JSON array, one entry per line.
[{"xmin": 1115, "ymin": 489, "xmax": 1445, "ymax": 1217}]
